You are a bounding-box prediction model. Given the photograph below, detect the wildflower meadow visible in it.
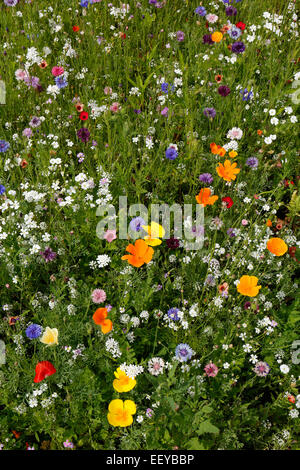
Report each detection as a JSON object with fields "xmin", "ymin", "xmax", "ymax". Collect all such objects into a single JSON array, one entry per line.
[{"xmin": 0, "ymin": 0, "xmax": 299, "ymax": 452}]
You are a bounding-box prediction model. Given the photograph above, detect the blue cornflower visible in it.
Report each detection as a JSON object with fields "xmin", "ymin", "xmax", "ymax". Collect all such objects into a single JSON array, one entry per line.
[
  {"xmin": 0, "ymin": 185, "xmax": 6, "ymax": 195},
  {"xmin": 167, "ymin": 308, "xmax": 180, "ymax": 321},
  {"xmin": 129, "ymin": 216, "xmax": 146, "ymax": 232},
  {"xmin": 240, "ymin": 88, "xmax": 253, "ymax": 101},
  {"xmin": 175, "ymin": 343, "xmax": 194, "ymax": 362},
  {"xmin": 80, "ymin": 0, "xmax": 89, "ymax": 7},
  {"xmin": 165, "ymin": 147, "xmax": 178, "ymax": 160},
  {"xmin": 55, "ymin": 76, "xmax": 68, "ymax": 89},
  {"xmin": 26, "ymin": 324, "xmax": 42, "ymax": 339},
  {"xmin": 0, "ymin": 140, "xmax": 10, "ymax": 153},
  {"xmin": 195, "ymin": 6, "xmax": 206, "ymax": 16},
  {"xmin": 228, "ymin": 25, "xmax": 242, "ymax": 39}
]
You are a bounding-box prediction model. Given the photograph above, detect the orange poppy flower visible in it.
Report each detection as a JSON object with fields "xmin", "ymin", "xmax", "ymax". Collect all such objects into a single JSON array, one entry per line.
[
  {"xmin": 216, "ymin": 160, "xmax": 240, "ymax": 182},
  {"xmin": 266, "ymin": 237, "xmax": 288, "ymax": 256},
  {"xmin": 93, "ymin": 307, "xmax": 113, "ymax": 334},
  {"xmin": 121, "ymin": 239, "xmax": 154, "ymax": 267},
  {"xmin": 210, "ymin": 142, "xmax": 226, "ymax": 156},
  {"xmin": 266, "ymin": 219, "xmax": 272, "ymax": 227},
  {"xmin": 237, "ymin": 275, "xmax": 261, "ymax": 297},
  {"xmin": 257, "ymin": 129, "xmax": 263, "ymax": 135},
  {"xmin": 196, "ymin": 188, "xmax": 218, "ymax": 207},
  {"xmin": 211, "ymin": 32, "xmax": 223, "ymax": 43},
  {"xmin": 228, "ymin": 150, "xmax": 238, "ymax": 158}
]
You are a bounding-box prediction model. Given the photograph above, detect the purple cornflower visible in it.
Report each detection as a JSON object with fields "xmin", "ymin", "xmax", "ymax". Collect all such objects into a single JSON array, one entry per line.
[
  {"xmin": 29, "ymin": 116, "xmax": 41, "ymax": 128},
  {"xmin": 167, "ymin": 307, "xmax": 180, "ymax": 321},
  {"xmin": 4, "ymin": 0, "xmax": 19, "ymax": 5},
  {"xmin": 40, "ymin": 247, "xmax": 57, "ymax": 262},
  {"xmin": 161, "ymin": 107, "xmax": 169, "ymax": 116},
  {"xmin": 77, "ymin": 128, "xmax": 90, "ymax": 143},
  {"xmin": 227, "ymin": 228, "xmax": 236, "ymax": 237},
  {"xmin": 231, "ymin": 41, "xmax": 246, "ymax": 54},
  {"xmin": 195, "ymin": 6, "xmax": 206, "ymax": 16},
  {"xmin": 218, "ymin": 85, "xmax": 231, "ymax": 97},
  {"xmin": 203, "ymin": 107, "xmax": 216, "ymax": 119},
  {"xmin": 146, "ymin": 408, "xmax": 153, "ymax": 418},
  {"xmin": 176, "ymin": 31, "xmax": 185, "ymax": 42},
  {"xmin": 175, "ymin": 343, "xmax": 194, "ymax": 362},
  {"xmin": 202, "ymin": 34, "xmax": 213, "ymax": 44},
  {"xmin": 199, "ymin": 173, "xmax": 213, "ymax": 184},
  {"xmin": 129, "ymin": 216, "xmax": 146, "ymax": 232},
  {"xmin": 246, "ymin": 157, "xmax": 259, "ymax": 168},
  {"xmin": 77, "ymin": 152, "xmax": 85, "ymax": 163},
  {"xmin": 226, "ymin": 6, "xmax": 237, "ymax": 16},
  {"xmin": 253, "ymin": 361, "xmax": 270, "ymax": 377},
  {"xmin": 205, "ymin": 274, "xmax": 216, "ymax": 286},
  {"xmin": 23, "ymin": 128, "xmax": 33, "ymax": 138},
  {"xmin": 165, "ymin": 146, "xmax": 178, "ymax": 160},
  {"xmin": 63, "ymin": 440, "xmax": 75, "ymax": 449},
  {"xmin": 26, "ymin": 324, "xmax": 42, "ymax": 339},
  {"xmin": 0, "ymin": 140, "xmax": 10, "ymax": 153}
]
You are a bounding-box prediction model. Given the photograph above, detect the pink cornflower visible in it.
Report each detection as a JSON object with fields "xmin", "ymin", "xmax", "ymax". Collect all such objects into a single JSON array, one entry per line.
[
  {"xmin": 91, "ymin": 289, "xmax": 107, "ymax": 304},
  {"xmin": 104, "ymin": 229, "xmax": 117, "ymax": 243},
  {"xmin": 51, "ymin": 66, "xmax": 64, "ymax": 77},
  {"xmin": 104, "ymin": 86, "xmax": 112, "ymax": 95},
  {"xmin": 110, "ymin": 102, "xmax": 120, "ymax": 113},
  {"xmin": 204, "ymin": 362, "xmax": 219, "ymax": 377}
]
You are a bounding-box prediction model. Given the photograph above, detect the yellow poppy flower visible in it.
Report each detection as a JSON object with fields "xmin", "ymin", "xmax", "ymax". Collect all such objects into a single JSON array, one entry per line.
[
  {"xmin": 40, "ymin": 327, "xmax": 58, "ymax": 346},
  {"xmin": 142, "ymin": 222, "xmax": 165, "ymax": 246},
  {"xmin": 237, "ymin": 275, "xmax": 261, "ymax": 297},
  {"xmin": 107, "ymin": 399, "xmax": 136, "ymax": 427},
  {"xmin": 113, "ymin": 367, "xmax": 136, "ymax": 393}
]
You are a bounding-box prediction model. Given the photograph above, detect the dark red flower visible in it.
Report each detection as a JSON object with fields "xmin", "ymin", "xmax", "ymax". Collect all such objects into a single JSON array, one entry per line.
[
  {"xmin": 236, "ymin": 22, "xmax": 246, "ymax": 31},
  {"xmin": 222, "ymin": 196, "xmax": 234, "ymax": 208},
  {"xmin": 34, "ymin": 361, "xmax": 56, "ymax": 383},
  {"xmin": 79, "ymin": 111, "xmax": 89, "ymax": 121}
]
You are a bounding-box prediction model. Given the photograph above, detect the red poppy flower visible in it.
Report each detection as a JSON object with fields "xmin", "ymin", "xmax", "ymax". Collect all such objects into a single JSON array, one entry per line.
[
  {"xmin": 34, "ymin": 361, "xmax": 56, "ymax": 383},
  {"xmin": 222, "ymin": 196, "xmax": 234, "ymax": 208},
  {"xmin": 236, "ymin": 22, "xmax": 246, "ymax": 31},
  {"xmin": 73, "ymin": 26, "xmax": 80, "ymax": 32},
  {"xmin": 79, "ymin": 111, "xmax": 89, "ymax": 121}
]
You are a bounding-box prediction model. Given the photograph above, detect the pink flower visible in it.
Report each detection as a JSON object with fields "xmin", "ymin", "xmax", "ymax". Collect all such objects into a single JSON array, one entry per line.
[
  {"xmin": 91, "ymin": 289, "xmax": 107, "ymax": 304},
  {"xmin": 242, "ymin": 219, "xmax": 248, "ymax": 226},
  {"xmin": 110, "ymin": 102, "xmax": 120, "ymax": 113},
  {"xmin": 104, "ymin": 229, "xmax": 117, "ymax": 243},
  {"xmin": 204, "ymin": 362, "xmax": 219, "ymax": 377},
  {"xmin": 104, "ymin": 86, "xmax": 112, "ymax": 95},
  {"xmin": 51, "ymin": 66, "xmax": 64, "ymax": 77},
  {"xmin": 15, "ymin": 69, "xmax": 29, "ymax": 81}
]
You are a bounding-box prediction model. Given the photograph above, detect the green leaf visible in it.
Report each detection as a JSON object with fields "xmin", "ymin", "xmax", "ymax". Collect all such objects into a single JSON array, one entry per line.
[
  {"xmin": 197, "ymin": 420, "xmax": 219, "ymax": 435},
  {"xmin": 185, "ymin": 438, "xmax": 206, "ymax": 450}
]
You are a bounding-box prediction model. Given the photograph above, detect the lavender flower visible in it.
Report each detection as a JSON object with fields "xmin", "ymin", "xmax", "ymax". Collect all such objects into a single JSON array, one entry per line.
[
  {"xmin": 176, "ymin": 31, "xmax": 185, "ymax": 42},
  {"xmin": 199, "ymin": 173, "xmax": 213, "ymax": 184},
  {"xmin": 203, "ymin": 107, "xmax": 216, "ymax": 119},
  {"xmin": 195, "ymin": 6, "xmax": 206, "ymax": 16},
  {"xmin": 246, "ymin": 157, "xmax": 259, "ymax": 168},
  {"xmin": 129, "ymin": 216, "xmax": 146, "ymax": 232},
  {"xmin": 175, "ymin": 343, "xmax": 194, "ymax": 362}
]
